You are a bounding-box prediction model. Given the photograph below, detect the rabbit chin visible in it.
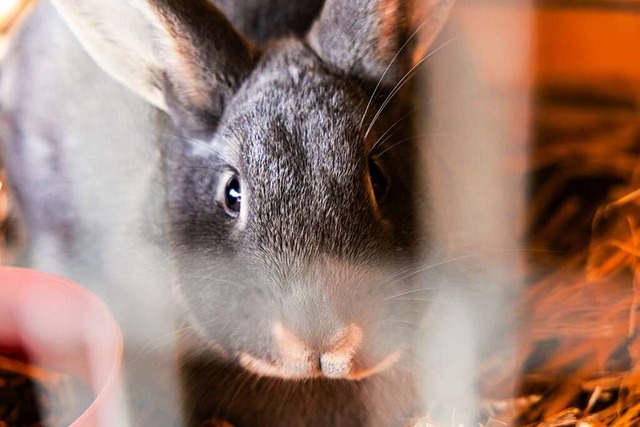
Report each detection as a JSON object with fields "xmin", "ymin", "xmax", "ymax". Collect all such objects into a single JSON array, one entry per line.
[{"xmin": 235, "ymin": 349, "xmax": 403, "ymax": 381}]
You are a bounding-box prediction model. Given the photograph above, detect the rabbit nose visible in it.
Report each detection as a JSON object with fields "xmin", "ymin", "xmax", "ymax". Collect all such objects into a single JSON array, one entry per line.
[
  {"xmin": 320, "ymin": 323, "xmax": 364, "ymax": 378},
  {"xmin": 272, "ymin": 322, "xmax": 363, "ymax": 379}
]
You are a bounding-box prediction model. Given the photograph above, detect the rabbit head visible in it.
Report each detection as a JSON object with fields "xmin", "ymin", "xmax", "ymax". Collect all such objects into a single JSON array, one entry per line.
[{"xmin": 51, "ymin": 0, "xmax": 452, "ymax": 380}]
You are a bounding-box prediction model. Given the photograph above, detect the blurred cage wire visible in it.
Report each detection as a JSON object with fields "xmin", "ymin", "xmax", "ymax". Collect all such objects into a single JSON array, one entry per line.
[
  {"xmin": 0, "ymin": 0, "xmax": 32, "ymax": 264},
  {"xmin": 1, "ymin": 0, "xmax": 640, "ymax": 426},
  {"xmin": 447, "ymin": 1, "xmax": 640, "ymax": 426}
]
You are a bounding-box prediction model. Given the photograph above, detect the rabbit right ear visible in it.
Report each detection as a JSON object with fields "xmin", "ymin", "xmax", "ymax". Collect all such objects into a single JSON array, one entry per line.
[
  {"xmin": 307, "ymin": 0, "xmax": 453, "ymax": 89},
  {"xmin": 52, "ymin": 0, "xmax": 256, "ymax": 134}
]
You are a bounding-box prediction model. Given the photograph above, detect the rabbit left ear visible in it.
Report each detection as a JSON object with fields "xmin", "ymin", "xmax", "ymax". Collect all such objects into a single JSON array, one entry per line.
[
  {"xmin": 52, "ymin": 0, "xmax": 256, "ymax": 135},
  {"xmin": 307, "ymin": 0, "xmax": 453, "ymax": 88}
]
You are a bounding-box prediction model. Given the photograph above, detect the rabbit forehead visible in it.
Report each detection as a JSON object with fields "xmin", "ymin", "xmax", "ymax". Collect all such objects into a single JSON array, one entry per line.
[
  {"xmin": 213, "ymin": 41, "xmax": 377, "ymax": 257},
  {"xmin": 224, "ymin": 40, "xmax": 368, "ymax": 174}
]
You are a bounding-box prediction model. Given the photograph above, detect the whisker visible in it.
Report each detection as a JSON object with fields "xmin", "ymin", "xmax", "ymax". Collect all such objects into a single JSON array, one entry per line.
[
  {"xmin": 126, "ymin": 324, "xmax": 197, "ymax": 367},
  {"xmin": 407, "ymin": 247, "xmax": 562, "ymax": 282},
  {"xmin": 386, "ymin": 285, "xmax": 485, "ymax": 302},
  {"xmin": 383, "ymin": 247, "xmax": 563, "ymax": 301},
  {"xmin": 380, "ymin": 318, "xmax": 422, "ymax": 327},
  {"xmin": 364, "ymin": 38, "xmax": 455, "ymax": 139},
  {"xmin": 126, "ymin": 314, "xmax": 239, "ymax": 368},
  {"xmin": 387, "ymin": 253, "xmax": 482, "ymax": 289},
  {"xmin": 359, "ymin": 15, "xmax": 436, "ymax": 130},
  {"xmin": 163, "ymin": 132, "xmax": 219, "ymax": 157},
  {"xmin": 373, "ymin": 134, "xmax": 428, "ymax": 158},
  {"xmin": 392, "ymin": 297, "xmax": 455, "ymax": 306},
  {"xmin": 369, "ymin": 103, "xmax": 429, "ymax": 154},
  {"xmin": 163, "ymin": 263, "xmax": 248, "ymax": 290}
]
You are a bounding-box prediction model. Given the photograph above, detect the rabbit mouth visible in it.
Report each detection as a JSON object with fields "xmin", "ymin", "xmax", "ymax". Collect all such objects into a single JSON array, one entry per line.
[{"xmin": 236, "ymin": 349, "xmax": 402, "ymax": 380}]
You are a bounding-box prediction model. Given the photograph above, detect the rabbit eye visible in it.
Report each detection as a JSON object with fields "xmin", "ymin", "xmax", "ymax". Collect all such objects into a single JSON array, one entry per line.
[
  {"xmin": 368, "ymin": 159, "xmax": 389, "ymax": 202},
  {"xmin": 224, "ymin": 176, "xmax": 242, "ymax": 217}
]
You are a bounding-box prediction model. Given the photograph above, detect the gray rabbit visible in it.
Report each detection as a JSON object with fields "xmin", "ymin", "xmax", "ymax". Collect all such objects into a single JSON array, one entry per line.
[{"xmin": 0, "ymin": 0, "xmax": 453, "ymax": 425}]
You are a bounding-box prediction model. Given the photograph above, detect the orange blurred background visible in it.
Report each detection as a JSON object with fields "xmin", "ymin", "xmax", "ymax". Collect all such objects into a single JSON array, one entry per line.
[{"xmin": 456, "ymin": 1, "xmax": 640, "ymax": 87}]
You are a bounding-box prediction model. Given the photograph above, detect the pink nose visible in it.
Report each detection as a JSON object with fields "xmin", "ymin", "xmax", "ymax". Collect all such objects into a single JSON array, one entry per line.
[{"xmin": 272, "ymin": 321, "xmax": 363, "ymax": 379}]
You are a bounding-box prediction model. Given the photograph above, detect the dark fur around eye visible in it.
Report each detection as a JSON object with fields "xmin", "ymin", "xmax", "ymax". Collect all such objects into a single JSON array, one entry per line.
[{"xmin": 368, "ymin": 159, "xmax": 389, "ymax": 202}]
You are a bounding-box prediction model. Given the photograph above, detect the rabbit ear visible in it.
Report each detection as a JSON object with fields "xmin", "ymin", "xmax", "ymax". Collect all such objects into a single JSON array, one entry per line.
[
  {"xmin": 52, "ymin": 0, "xmax": 255, "ymax": 134},
  {"xmin": 410, "ymin": 0, "xmax": 455, "ymax": 67},
  {"xmin": 307, "ymin": 0, "xmax": 453, "ymax": 88}
]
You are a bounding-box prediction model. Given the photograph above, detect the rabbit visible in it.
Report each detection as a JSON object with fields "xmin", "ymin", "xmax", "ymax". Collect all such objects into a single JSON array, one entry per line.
[{"xmin": 0, "ymin": 0, "xmax": 454, "ymax": 425}]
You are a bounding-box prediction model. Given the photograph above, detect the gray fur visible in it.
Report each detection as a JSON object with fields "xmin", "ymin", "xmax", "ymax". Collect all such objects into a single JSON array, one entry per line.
[{"xmin": 1, "ymin": 0, "xmax": 450, "ymax": 425}]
